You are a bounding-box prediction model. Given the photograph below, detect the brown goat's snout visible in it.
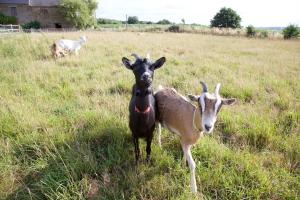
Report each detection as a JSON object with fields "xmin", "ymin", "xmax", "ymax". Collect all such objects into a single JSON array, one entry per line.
[{"xmin": 204, "ymin": 124, "xmax": 212, "ymax": 132}]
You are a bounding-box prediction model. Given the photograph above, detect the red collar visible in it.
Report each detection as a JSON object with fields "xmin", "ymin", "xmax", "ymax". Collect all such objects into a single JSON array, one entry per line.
[{"xmin": 134, "ymin": 105, "xmax": 151, "ymax": 114}]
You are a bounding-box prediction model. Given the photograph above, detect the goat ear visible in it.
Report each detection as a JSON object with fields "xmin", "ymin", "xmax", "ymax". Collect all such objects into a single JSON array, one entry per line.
[
  {"xmin": 188, "ymin": 94, "xmax": 199, "ymax": 102},
  {"xmin": 152, "ymin": 57, "xmax": 166, "ymax": 70},
  {"xmin": 222, "ymin": 98, "xmax": 236, "ymax": 105},
  {"xmin": 122, "ymin": 57, "xmax": 132, "ymax": 70}
]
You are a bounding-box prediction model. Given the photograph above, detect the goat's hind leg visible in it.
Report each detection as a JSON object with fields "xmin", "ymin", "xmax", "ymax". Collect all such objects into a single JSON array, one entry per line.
[{"xmin": 157, "ymin": 122, "xmax": 162, "ymax": 148}]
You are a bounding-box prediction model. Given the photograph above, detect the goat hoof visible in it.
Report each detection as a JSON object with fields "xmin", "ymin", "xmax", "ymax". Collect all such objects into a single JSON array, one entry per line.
[
  {"xmin": 191, "ymin": 184, "xmax": 197, "ymax": 194},
  {"xmin": 135, "ymin": 159, "xmax": 140, "ymax": 166},
  {"xmin": 191, "ymin": 187, "xmax": 197, "ymax": 194},
  {"xmin": 146, "ymin": 156, "xmax": 151, "ymax": 164}
]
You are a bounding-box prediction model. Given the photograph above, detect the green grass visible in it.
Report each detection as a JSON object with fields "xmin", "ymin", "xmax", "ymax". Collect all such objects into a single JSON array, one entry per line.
[{"xmin": 0, "ymin": 32, "xmax": 299, "ymax": 199}]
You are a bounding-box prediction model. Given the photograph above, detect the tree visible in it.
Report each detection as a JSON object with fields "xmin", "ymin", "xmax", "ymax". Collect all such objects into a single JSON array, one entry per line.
[
  {"xmin": 127, "ymin": 16, "xmax": 139, "ymax": 24},
  {"xmin": 282, "ymin": 24, "xmax": 299, "ymax": 39},
  {"xmin": 59, "ymin": 0, "xmax": 98, "ymax": 29},
  {"xmin": 210, "ymin": 7, "xmax": 241, "ymax": 28},
  {"xmin": 157, "ymin": 19, "xmax": 171, "ymax": 25}
]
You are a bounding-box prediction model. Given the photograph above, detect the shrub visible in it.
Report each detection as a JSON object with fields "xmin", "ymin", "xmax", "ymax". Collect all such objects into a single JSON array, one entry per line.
[
  {"xmin": 259, "ymin": 30, "xmax": 268, "ymax": 38},
  {"xmin": 145, "ymin": 27, "xmax": 164, "ymax": 32},
  {"xmin": 97, "ymin": 18, "xmax": 121, "ymax": 24},
  {"xmin": 166, "ymin": 25, "xmax": 181, "ymax": 33},
  {"xmin": 282, "ymin": 24, "xmax": 299, "ymax": 39},
  {"xmin": 210, "ymin": 7, "xmax": 241, "ymax": 28},
  {"xmin": 0, "ymin": 12, "xmax": 17, "ymax": 24},
  {"xmin": 246, "ymin": 25, "xmax": 256, "ymax": 37},
  {"xmin": 21, "ymin": 21, "xmax": 41, "ymax": 29}
]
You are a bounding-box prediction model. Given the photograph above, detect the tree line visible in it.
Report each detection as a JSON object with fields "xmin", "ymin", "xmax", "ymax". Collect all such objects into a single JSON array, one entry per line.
[{"xmin": 0, "ymin": 0, "xmax": 298, "ymax": 39}]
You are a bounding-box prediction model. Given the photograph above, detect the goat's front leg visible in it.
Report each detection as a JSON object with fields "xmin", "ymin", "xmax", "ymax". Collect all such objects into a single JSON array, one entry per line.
[
  {"xmin": 133, "ymin": 137, "xmax": 140, "ymax": 164},
  {"xmin": 182, "ymin": 144, "xmax": 197, "ymax": 193},
  {"xmin": 146, "ymin": 135, "xmax": 153, "ymax": 163},
  {"xmin": 181, "ymin": 141, "xmax": 187, "ymax": 166}
]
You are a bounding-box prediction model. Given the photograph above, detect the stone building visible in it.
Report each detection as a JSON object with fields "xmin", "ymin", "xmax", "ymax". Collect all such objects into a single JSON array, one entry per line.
[{"xmin": 0, "ymin": 0, "xmax": 71, "ymax": 28}]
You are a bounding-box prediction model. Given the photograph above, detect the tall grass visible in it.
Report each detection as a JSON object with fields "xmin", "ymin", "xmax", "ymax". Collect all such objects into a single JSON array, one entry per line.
[{"xmin": 0, "ymin": 32, "xmax": 299, "ymax": 199}]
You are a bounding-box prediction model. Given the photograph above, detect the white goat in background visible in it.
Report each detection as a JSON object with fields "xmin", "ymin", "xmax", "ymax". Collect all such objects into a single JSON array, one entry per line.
[{"xmin": 51, "ymin": 36, "xmax": 87, "ymax": 58}]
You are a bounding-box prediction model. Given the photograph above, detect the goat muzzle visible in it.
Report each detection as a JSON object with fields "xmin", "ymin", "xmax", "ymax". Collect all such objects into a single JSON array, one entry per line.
[{"xmin": 134, "ymin": 105, "xmax": 151, "ymax": 114}]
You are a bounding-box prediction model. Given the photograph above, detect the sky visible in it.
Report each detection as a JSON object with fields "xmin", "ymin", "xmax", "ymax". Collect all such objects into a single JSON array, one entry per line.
[{"xmin": 96, "ymin": 0, "xmax": 300, "ymax": 27}]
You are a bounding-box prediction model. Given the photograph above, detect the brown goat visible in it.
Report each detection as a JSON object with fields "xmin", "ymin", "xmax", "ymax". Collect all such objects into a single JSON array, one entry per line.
[{"xmin": 155, "ymin": 82, "xmax": 236, "ymax": 193}]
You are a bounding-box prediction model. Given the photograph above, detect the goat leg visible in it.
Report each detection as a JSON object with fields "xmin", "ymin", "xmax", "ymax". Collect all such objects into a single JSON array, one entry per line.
[
  {"xmin": 146, "ymin": 135, "xmax": 153, "ymax": 163},
  {"xmin": 133, "ymin": 137, "xmax": 140, "ymax": 164}
]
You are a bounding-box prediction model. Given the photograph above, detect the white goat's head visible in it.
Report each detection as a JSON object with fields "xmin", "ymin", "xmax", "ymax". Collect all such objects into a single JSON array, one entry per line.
[
  {"xmin": 188, "ymin": 81, "xmax": 236, "ymax": 134},
  {"xmin": 80, "ymin": 35, "xmax": 87, "ymax": 43}
]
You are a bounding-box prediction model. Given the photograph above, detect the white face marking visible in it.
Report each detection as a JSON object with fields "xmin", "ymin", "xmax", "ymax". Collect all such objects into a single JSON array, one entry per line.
[
  {"xmin": 214, "ymin": 96, "xmax": 222, "ymax": 115},
  {"xmin": 141, "ymin": 72, "xmax": 151, "ymax": 80},
  {"xmin": 199, "ymin": 93, "xmax": 206, "ymax": 113},
  {"xmin": 199, "ymin": 93, "xmax": 220, "ymax": 134}
]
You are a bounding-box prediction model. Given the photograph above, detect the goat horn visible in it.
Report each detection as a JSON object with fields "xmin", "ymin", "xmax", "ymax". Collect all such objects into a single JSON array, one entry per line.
[
  {"xmin": 214, "ymin": 83, "xmax": 221, "ymax": 95},
  {"xmin": 200, "ymin": 81, "xmax": 208, "ymax": 93},
  {"xmin": 146, "ymin": 53, "xmax": 150, "ymax": 60},
  {"xmin": 131, "ymin": 53, "xmax": 140, "ymax": 60}
]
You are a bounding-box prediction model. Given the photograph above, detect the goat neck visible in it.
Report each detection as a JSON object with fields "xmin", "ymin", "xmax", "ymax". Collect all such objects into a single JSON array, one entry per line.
[
  {"xmin": 79, "ymin": 38, "xmax": 85, "ymax": 45},
  {"xmin": 193, "ymin": 106, "xmax": 202, "ymax": 132},
  {"xmin": 134, "ymin": 87, "xmax": 153, "ymax": 113}
]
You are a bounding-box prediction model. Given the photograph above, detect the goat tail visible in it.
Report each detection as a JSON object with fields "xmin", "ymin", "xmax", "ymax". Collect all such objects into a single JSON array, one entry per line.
[
  {"xmin": 154, "ymin": 85, "xmax": 164, "ymax": 95},
  {"xmin": 51, "ymin": 42, "xmax": 57, "ymax": 49},
  {"xmin": 157, "ymin": 122, "xmax": 162, "ymax": 148}
]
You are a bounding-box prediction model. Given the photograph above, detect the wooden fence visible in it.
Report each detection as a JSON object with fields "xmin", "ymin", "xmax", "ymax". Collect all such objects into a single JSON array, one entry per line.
[{"xmin": 0, "ymin": 24, "xmax": 21, "ymax": 33}]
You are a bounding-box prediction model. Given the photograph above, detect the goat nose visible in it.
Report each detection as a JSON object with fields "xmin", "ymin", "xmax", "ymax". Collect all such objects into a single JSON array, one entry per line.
[
  {"xmin": 205, "ymin": 124, "xmax": 212, "ymax": 131},
  {"xmin": 142, "ymin": 73, "xmax": 150, "ymax": 80}
]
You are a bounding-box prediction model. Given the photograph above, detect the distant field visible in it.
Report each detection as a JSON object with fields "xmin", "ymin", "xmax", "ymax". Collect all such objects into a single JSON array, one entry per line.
[
  {"xmin": 96, "ymin": 24, "xmax": 284, "ymax": 39},
  {"xmin": 0, "ymin": 32, "xmax": 299, "ymax": 199}
]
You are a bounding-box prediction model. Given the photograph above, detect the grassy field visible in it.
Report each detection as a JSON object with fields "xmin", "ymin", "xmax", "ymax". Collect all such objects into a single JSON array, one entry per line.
[{"xmin": 0, "ymin": 32, "xmax": 299, "ymax": 199}]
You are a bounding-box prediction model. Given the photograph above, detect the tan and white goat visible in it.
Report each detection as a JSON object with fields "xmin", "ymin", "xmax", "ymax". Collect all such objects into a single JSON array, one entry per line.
[
  {"xmin": 51, "ymin": 36, "xmax": 87, "ymax": 58},
  {"xmin": 155, "ymin": 82, "xmax": 236, "ymax": 193},
  {"xmin": 51, "ymin": 43, "xmax": 68, "ymax": 58}
]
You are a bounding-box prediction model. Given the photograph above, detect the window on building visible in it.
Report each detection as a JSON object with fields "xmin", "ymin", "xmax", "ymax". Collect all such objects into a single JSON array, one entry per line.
[
  {"xmin": 10, "ymin": 7, "xmax": 17, "ymax": 17},
  {"xmin": 40, "ymin": 8, "xmax": 49, "ymax": 16}
]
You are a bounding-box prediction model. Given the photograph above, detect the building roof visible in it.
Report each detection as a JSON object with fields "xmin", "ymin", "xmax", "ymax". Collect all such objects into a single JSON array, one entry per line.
[
  {"xmin": 0, "ymin": 0, "xmax": 59, "ymax": 6},
  {"xmin": 0, "ymin": 0, "xmax": 29, "ymax": 4},
  {"xmin": 30, "ymin": 0, "xmax": 59, "ymax": 6}
]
